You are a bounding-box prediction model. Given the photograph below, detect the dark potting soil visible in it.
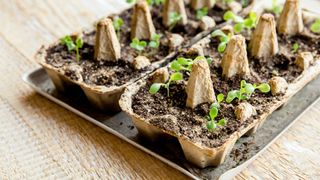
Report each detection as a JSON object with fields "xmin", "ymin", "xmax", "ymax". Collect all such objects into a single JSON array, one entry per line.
[{"xmin": 132, "ymin": 29, "xmax": 320, "ymax": 149}]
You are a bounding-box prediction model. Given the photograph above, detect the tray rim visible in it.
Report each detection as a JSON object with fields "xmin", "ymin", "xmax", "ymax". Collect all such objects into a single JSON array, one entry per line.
[{"xmin": 22, "ymin": 67, "xmax": 320, "ymax": 180}]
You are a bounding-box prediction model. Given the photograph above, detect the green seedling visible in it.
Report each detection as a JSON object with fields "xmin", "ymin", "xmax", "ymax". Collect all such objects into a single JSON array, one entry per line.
[
  {"xmin": 241, "ymin": 0, "xmax": 249, "ymax": 6},
  {"xmin": 269, "ymin": 0, "xmax": 283, "ymax": 17},
  {"xmin": 211, "ymin": 29, "xmax": 231, "ymax": 53},
  {"xmin": 223, "ymin": 11, "xmax": 257, "ymax": 33},
  {"xmin": 226, "ymin": 80, "xmax": 271, "ymax": 103},
  {"xmin": 196, "ymin": 8, "xmax": 208, "ymax": 20},
  {"xmin": 149, "ymin": 72, "xmax": 183, "ymax": 96},
  {"xmin": 149, "ymin": 33, "xmax": 162, "ymax": 49},
  {"xmin": 169, "ymin": 12, "xmax": 182, "ymax": 30},
  {"xmin": 147, "ymin": 0, "xmax": 164, "ymax": 5},
  {"xmin": 292, "ymin": 42, "xmax": 299, "ymax": 53},
  {"xmin": 222, "ymin": 0, "xmax": 235, "ymax": 5},
  {"xmin": 206, "ymin": 94, "xmax": 227, "ymax": 131},
  {"xmin": 311, "ymin": 18, "xmax": 320, "ymax": 33},
  {"xmin": 130, "ymin": 38, "xmax": 147, "ymax": 54},
  {"xmin": 60, "ymin": 35, "xmax": 84, "ymax": 61},
  {"xmin": 170, "ymin": 56, "xmax": 212, "ymax": 73},
  {"xmin": 126, "ymin": 0, "xmax": 136, "ymax": 4},
  {"xmin": 113, "ymin": 17, "xmax": 123, "ymax": 39}
]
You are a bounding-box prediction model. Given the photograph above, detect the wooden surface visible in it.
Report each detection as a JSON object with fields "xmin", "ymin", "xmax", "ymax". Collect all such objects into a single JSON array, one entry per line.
[{"xmin": 0, "ymin": 0, "xmax": 319, "ymax": 179}]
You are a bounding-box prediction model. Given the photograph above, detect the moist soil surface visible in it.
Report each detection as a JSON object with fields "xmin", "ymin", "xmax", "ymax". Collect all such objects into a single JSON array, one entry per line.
[{"xmin": 132, "ymin": 29, "xmax": 320, "ymax": 148}]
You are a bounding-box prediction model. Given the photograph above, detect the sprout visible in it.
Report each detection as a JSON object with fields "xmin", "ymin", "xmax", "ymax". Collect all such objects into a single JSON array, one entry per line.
[
  {"xmin": 211, "ymin": 29, "xmax": 231, "ymax": 53},
  {"xmin": 206, "ymin": 94, "xmax": 227, "ymax": 131},
  {"xmin": 270, "ymin": 0, "xmax": 283, "ymax": 17},
  {"xmin": 147, "ymin": 0, "xmax": 164, "ymax": 5},
  {"xmin": 169, "ymin": 12, "xmax": 182, "ymax": 30},
  {"xmin": 196, "ymin": 8, "xmax": 208, "ymax": 20},
  {"xmin": 223, "ymin": 11, "xmax": 257, "ymax": 33},
  {"xmin": 226, "ymin": 80, "xmax": 271, "ymax": 103},
  {"xmin": 130, "ymin": 38, "xmax": 147, "ymax": 54},
  {"xmin": 311, "ymin": 18, "xmax": 320, "ymax": 33},
  {"xmin": 113, "ymin": 17, "xmax": 124, "ymax": 39},
  {"xmin": 222, "ymin": 0, "xmax": 235, "ymax": 5},
  {"xmin": 148, "ymin": 33, "xmax": 162, "ymax": 49},
  {"xmin": 292, "ymin": 42, "xmax": 299, "ymax": 53},
  {"xmin": 60, "ymin": 35, "xmax": 83, "ymax": 61},
  {"xmin": 149, "ymin": 72, "xmax": 183, "ymax": 96}
]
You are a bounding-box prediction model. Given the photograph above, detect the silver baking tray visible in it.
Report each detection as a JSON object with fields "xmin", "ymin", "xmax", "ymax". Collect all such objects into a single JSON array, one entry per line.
[{"xmin": 23, "ymin": 68, "xmax": 320, "ymax": 179}]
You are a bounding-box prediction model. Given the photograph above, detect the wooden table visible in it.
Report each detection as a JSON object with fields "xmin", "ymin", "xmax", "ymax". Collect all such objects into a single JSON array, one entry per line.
[{"xmin": 0, "ymin": 0, "xmax": 319, "ymax": 179}]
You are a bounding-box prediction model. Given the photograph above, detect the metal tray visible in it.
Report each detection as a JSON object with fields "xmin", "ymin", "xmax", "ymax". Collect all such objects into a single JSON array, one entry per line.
[{"xmin": 23, "ymin": 68, "xmax": 320, "ymax": 180}]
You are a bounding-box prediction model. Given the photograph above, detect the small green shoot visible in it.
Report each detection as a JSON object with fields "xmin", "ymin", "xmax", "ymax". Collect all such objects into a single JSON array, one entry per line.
[
  {"xmin": 149, "ymin": 72, "xmax": 183, "ymax": 96},
  {"xmin": 223, "ymin": 11, "xmax": 257, "ymax": 33},
  {"xmin": 169, "ymin": 12, "xmax": 182, "ymax": 30},
  {"xmin": 147, "ymin": 0, "xmax": 164, "ymax": 5},
  {"xmin": 196, "ymin": 8, "xmax": 208, "ymax": 20},
  {"xmin": 130, "ymin": 38, "xmax": 147, "ymax": 54},
  {"xmin": 113, "ymin": 17, "xmax": 123, "ymax": 39},
  {"xmin": 311, "ymin": 18, "xmax": 320, "ymax": 33},
  {"xmin": 206, "ymin": 94, "xmax": 227, "ymax": 131},
  {"xmin": 226, "ymin": 80, "xmax": 271, "ymax": 103},
  {"xmin": 149, "ymin": 33, "xmax": 162, "ymax": 49},
  {"xmin": 270, "ymin": 0, "xmax": 283, "ymax": 17},
  {"xmin": 60, "ymin": 35, "xmax": 83, "ymax": 61},
  {"xmin": 241, "ymin": 0, "xmax": 249, "ymax": 6},
  {"xmin": 126, "ymin": 0, "xmax": 136, "ymax": 4},
  {"xmin": 292, "ymin": 42, "xmax": 299, "ymax": 53},
  {"xmin": 222, "ymin": 0, "xmax": 235, "ymax": 5},
  {"xmin": 211, "ymin": 29, "xmax": 231, "ymax": 53}
]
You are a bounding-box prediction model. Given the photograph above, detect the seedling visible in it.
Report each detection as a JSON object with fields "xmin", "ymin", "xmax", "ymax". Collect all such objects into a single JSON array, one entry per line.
[
  {"xmin": 226, "ymin": 80, "xmax": 271, "ymax": 103},
  {"xmin": 130, "ymin": 38, "xmax": 147, "ymax": 54},
  {"xmin": 169, "ymin": 12, "xmax": 182, "ymax": 30},
  {"xmin": 211, "ymin": 29, "xmax": 231, "ymax": 53},
  {"xmin": 241, "ymin": 0, "xmax": 249, "ymax": 6},
  {"xmin": 149, "ymin": 72, "xmax": 183, "ymax": 96},
  {"xmin": 223, "ymin": 11, "xmax": 257, "ymax": 33},
  {"xmin": 269, "ymin": 0, "xmax": 283, "ymax": 17},
  {"xmin": 170, "ymin": 56, "xmax": 212, "ymax": 72},
  {"xmin": 113, "ymin": 17, "xmax": 123, "ymax": 39},
  {"xmin": 60, "ymin": 35, "xmax": 84, "ymax": 61},
  {"xmin": 311, "ymin": 18, "xmax": 320, "ymax": 33},
  {"xmin": 222, "ymin": 0, "xmax": 235, "ymax": 5},
  {"xmin": 126, "ymin": 0, "xmax": 136, "ymax": 4},
  {"xmin": 196, "ymin": 8, "xmax": 208, "ymax": 20},
  {"xmin": 292, "ymin": 42, "xmax": 299, "ymax": 53},
  {"xmin": 147, "ymin": 0, "xmax": 164, "ymax": 5},
  {"xmin": 148, "ymin": 33, "xmax": 162, "ymax": 49},
  {"xmin": 206, "ymin": 94, "xmax": 227, "ymax": 131}
]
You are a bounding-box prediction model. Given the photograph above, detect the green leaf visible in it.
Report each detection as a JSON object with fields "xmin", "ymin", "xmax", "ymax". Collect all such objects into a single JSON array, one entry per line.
[
  {"xmin": 217, "ymin": 93, "xmax": 225, "ymax": 103},
  {"xmin": 244, "ymin": 83, "xmax": 255, "ymax": 95},
  {"xmin": 75, "ymin": 37, "xmax": 83, "ymax": 48},
  {"xmin": 211, "ymin": 30, "xmax": 226, "ymax": 38},
  {"xmin": 209, "ymin": 106, "xmax": 219, "ymax": 120},
  {"xmin": 170, "ymin": 72, "xmax": 183, "ymax": 81},
  {"xmin": 196, "ymin": 8, "xmax": 208, "ymax": 20},
  {"xmin": 226, "ymin": 90, "xmax": 239, "ymax": 103},
  {"xmin": 113, "ymin": 17, "xmax": 124, "ymax": 31},
  {"xmin": 177, "ymin": 57, "xmax": 192, "ymax": 66},
  {"xmin": 218, "ymin": 42, "xmax": 227, "ymax": 53},
  {"xmin": 292, "ymin": 42, "xmax": 299, "ymax": 53},
  {"xmin": 149, "ymin": 83, "xmax": 162, "ymax": 94},
  {"xmin": 206, "ymin": 57, "xmax": 213, "ymax": 65},
  {"xmin": 257, "ymin": 83, "xmax": 271, "ymax": 93},
  {"xmin": 169, "ymin": 12, "xmax": 182, "ymax": 26},
  {"xmin": 234, "ymin": 23, "xmax": 244, "ymax": 33},
  {"xmin": 149, "ymin": 41, "xmax": 158, "ymax": 48},
  {"xmin": 170, "ymin": 61, "xmax": 183, "ymax": 72},
  {"xmin": 223, "ymin": 11, "xmax": 235, "ymax": 21},
  {"xmin": 126, "ymin": 0, "xmax": 136, "ymax": 4},
  {"xmin": 311, "ymin": 19, "xmax": 320, "ymax": 33},
  {"xmin": 217, "ymin": 119, "xmax": 226, "ymax": 126},
  {"xmin": 207, "ymin": 121, "xmax": 217, "ymax": 130}
]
